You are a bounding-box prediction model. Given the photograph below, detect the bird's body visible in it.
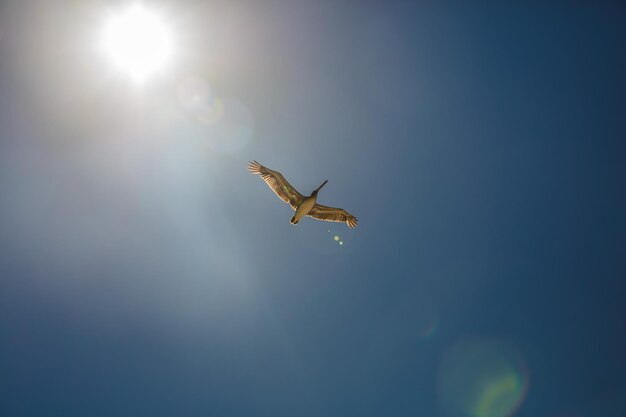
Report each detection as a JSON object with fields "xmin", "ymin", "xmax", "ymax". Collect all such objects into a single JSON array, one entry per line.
[
  {"xmin": 292, "ymin": 195, "xmax": 317, "ymax": 225},
  {"xmin": 248, "ymin": 161, "xmax": 357, "ymax": 228},
  {"xmin": 290, "ymin": 179, "xmax": 327, "ymax": 225}
]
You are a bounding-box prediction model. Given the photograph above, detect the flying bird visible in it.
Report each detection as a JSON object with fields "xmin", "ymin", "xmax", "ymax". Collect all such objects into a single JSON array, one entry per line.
[{"xmin": 248, "ymin": 161, "xmax": 358, "ymax": 228}]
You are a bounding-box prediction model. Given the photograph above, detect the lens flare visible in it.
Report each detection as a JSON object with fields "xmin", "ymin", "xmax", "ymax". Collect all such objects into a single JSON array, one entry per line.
[
  {"xmin": 175, "ymin": 83, "xmax": 253, "ymax": 156},
  {"xmin": 416, "ymin": 313, "xmax": 439, "ymax": 339},
  {"xmin": 438, "ymin": 338, "xmax": 528, "ymax": 417},
  {"xmin": 204, "ymin": 98, "xmax": 253, "ymax": 154},
  {"xmin": 177, "ymin": 76, "xmax": 225, "ymax": 125}
]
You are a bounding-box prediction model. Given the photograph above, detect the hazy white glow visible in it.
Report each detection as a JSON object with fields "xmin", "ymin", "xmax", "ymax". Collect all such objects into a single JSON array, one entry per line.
[{"xmin": 101, "ymin": 3, "xmax": 172, "ymax": 83}]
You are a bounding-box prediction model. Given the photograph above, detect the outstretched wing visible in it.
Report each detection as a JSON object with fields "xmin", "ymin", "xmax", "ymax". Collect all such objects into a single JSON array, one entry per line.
[
  {"xmin": 308, "ymin": 203, "xmax": 358, "ymax": 228},
  {"xmin": 248, "ymin": 161, "xmax": 304, "ymax": 210}
]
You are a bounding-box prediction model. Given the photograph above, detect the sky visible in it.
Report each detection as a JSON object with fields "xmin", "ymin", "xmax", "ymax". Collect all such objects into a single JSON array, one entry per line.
[{"xmin": 0, "ymin": 1, "xmax": 625, "ymax": 416}]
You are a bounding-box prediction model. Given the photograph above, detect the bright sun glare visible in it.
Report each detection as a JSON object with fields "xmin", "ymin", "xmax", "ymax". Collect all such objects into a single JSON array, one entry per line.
[{"xmin": 101, "ymin": 3, "xmax": 173, "ymax": 83}]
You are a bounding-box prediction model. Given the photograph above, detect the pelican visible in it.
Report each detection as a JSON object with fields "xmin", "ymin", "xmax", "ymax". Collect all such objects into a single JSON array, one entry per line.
[{"xmin": 248, "ymin": 161, "xmax": 358, "ymax": 228}]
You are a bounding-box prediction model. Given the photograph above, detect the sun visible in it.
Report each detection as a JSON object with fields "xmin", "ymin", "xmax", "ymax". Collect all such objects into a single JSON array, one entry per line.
[{"xmin": 100, "ymin": 3, "xmax": 173, "ymax": 84}]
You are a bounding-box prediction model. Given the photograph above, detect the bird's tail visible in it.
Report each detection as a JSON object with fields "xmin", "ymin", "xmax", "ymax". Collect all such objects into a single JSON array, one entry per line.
[{"xmin": 290, "ymin": 216, "xmax": 299, "ymax": 225}]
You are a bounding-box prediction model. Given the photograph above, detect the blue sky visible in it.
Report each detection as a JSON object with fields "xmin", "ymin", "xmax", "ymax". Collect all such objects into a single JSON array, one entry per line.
[{"xmin": 1, "ymin": 2, "xmax": 625, "ymax": 416}]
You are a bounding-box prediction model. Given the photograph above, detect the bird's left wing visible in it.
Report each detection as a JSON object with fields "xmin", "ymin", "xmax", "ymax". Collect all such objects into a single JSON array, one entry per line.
[
  {"xmin": 248, "ymin": 161, "xmax": 304, "ymax": 209},
  {"xmin": 308, "ymin": 203, "xmax": 358, "ymax": 228}
]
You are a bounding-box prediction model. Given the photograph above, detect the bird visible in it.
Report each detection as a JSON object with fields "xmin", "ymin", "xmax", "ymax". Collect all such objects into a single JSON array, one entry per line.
[{"xmin": 248, "ymin": 161, "xmax": 358, "ymax": 228}]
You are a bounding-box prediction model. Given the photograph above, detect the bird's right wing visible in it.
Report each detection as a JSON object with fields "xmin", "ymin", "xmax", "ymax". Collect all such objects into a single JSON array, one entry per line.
[
  {"xmin": 248, "ymin": 161, "xmax": 304, "ymax": 209},
  {"xmin": 308, "ymin": 203, "xmax": 358, "ymax": 228}
]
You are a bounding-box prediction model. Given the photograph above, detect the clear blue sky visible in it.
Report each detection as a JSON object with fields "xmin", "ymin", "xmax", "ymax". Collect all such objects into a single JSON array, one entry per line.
[{"xmin": 1, "ymin": 2, "xmax": 625, "ymax": 416}]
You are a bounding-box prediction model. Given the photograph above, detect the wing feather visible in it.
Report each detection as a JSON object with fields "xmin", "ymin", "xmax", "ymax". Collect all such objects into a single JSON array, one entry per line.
[
  {"xmin": 308, "ymin": 203, "xmax": 358, "ymax": 228},
  {"xmin": 248, "ymin": 161, "xmax": 304, "ymax": 209}
]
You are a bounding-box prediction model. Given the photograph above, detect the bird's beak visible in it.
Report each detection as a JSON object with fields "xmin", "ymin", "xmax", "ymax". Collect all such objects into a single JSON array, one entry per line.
[{"xmin": 314, "ymin": 180, "xmax": 328, "ymax": 193}]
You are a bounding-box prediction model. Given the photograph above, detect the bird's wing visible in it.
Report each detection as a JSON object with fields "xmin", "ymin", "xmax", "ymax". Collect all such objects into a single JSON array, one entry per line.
[
  {"xmin": 248, "ymin": 161, "xmax": 304, "ymax": 209},
  {"xmin": 308, "ymin": 203, "xmax": 358, "ymax": 228}
]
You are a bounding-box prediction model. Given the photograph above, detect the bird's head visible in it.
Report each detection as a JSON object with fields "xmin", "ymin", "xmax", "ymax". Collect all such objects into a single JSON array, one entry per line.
[{"xmin": 312, "ymin": 180, "xmax": 328, "ymax": 195}]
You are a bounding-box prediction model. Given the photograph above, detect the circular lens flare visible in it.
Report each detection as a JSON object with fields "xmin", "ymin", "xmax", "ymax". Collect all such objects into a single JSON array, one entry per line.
[
  {"xmin": 438, "ymin": 338, "xmax": 529, "ymax": 417},
  {"xmin": 101, "ymin": 3, "xmax": 173, "ymax": 83}
]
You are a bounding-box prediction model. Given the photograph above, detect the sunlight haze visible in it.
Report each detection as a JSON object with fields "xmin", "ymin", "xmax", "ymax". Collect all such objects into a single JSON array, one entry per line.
[{"xmin": 0, "ymin": 2, "xmax": 625, "ymax": 417}]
